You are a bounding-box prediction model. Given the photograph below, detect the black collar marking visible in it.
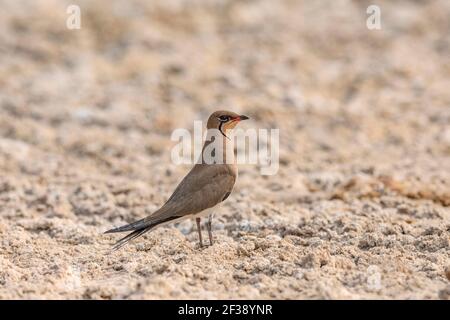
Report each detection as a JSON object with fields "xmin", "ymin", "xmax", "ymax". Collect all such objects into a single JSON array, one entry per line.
[{"xmin": 218, "ymin": 122, "xmax": 228, "ymax": 139}]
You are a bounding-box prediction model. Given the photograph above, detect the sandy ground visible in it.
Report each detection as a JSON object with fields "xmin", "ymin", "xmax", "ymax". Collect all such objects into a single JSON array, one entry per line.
[{"xmin": 0, "ymin": 0, "xmax": 449, "ymax": 299}]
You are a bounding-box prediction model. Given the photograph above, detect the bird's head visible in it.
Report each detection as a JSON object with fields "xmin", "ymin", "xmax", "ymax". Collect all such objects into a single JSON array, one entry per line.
[{"xmin": 206, "ymin": 110, "xmax": 249, "ymax": 137}]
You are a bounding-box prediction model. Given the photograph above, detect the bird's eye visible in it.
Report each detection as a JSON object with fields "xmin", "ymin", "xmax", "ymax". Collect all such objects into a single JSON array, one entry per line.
[{"xmin": 218, "ymin": 115, "xmax": 230, "ymax": 122}]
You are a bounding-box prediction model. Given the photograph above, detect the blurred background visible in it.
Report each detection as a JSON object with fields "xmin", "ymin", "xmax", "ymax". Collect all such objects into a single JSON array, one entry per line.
[{"xmin": 0, "ymin": 0, "xmax": 449, "ymax": 299}]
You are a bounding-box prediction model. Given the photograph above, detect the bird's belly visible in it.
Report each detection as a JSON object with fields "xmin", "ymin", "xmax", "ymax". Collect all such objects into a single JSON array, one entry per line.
[
  {"xmin": 159, "ymin": 204, "xmax": 222, "ymax": 229},
  {"xmin": 192, "ymin": 205, "xmax": 217, "ymax": 219}
]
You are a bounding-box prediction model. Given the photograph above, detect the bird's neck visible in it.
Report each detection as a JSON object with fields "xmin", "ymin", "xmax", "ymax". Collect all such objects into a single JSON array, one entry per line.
[{"xmin": 200, "ymin": 129, "xmax": 235, "ymax": 165}]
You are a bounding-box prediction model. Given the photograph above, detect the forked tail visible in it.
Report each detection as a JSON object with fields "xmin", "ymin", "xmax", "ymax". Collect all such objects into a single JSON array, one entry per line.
[
  {"xmin": 104, "ymin": 215, "xmax": 179, "ymax": 252},
  {"xmin": 109, "ymin": 227, "xmax": 152, "ymax": 252}
]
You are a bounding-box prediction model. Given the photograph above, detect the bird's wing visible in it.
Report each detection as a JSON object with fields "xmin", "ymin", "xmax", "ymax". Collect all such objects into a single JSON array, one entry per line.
[
  {"xmin": 164, "ymin": 163, "xmax": 237, "ymax": 217},
  {"xmin": 105, "ymin": 164, "xmax": 236, "ymax": 234}
]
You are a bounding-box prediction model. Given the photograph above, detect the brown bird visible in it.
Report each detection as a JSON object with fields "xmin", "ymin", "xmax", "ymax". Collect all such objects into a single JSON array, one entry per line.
[{"xmin": 105, "ymin": 110, "xmax": 249, "ymax": 251}]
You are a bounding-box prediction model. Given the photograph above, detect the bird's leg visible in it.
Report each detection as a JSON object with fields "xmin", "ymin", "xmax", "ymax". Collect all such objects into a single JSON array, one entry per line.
[
  {"xmin": 206, "ymin": 214, "xmax": 213, "ymax": 246},
  {"xmin": 196, "ymin": 217, "xmax": 203, "ymax": 247}
]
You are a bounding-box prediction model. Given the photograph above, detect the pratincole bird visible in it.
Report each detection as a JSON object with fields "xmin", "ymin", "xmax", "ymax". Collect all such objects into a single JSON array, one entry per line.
[{"xmin": 105, "ymin": 110, "xmax": 249, "ymax": 251}]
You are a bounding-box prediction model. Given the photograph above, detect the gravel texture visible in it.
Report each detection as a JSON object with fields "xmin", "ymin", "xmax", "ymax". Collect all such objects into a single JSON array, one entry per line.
[{"xmin": 0, "ymin": 0, "xmax": 449, "ymax": 299}]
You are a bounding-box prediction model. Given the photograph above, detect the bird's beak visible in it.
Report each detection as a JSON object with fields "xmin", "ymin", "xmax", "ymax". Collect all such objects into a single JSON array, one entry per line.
[{"xmin": 238, "ymin": 115, "xmax": 249, "ymax": 121}]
